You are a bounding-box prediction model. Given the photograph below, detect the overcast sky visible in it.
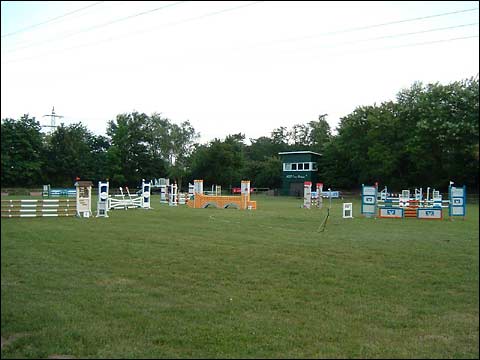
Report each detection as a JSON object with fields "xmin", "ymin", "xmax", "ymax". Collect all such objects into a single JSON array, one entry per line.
[{"xmin": 1, "ymin": 1, "xmax": 479, "ymax": 144}]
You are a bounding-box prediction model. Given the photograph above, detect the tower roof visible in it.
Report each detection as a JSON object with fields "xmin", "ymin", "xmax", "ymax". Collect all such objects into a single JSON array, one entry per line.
[{"xmin": 278, "ymin": 151, "xmax": 321, "ymax": 156}]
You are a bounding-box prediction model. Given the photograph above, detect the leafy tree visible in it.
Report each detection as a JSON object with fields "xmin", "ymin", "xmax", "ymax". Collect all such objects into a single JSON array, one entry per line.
[
  {"xmin": 319, "ymin": 137, "xmax": 353, "ymax": 189},
  {"xmin": 89, "ymin": 134, "xmax": 110, "ymax": 183},
  {"xmin": 330, "ymin": 106, "xmax": 377, "ymax": 187},
  {"xmin": 308, "ymin": 114, "xmax": 332, "ymax": 154},
  {"xmin": 397, "ymin": 77, "xmax": 479, "ymax": 189},
  {"xmin": 43, "ymin": 123, "xmax": 99, "ymax": 186},
  {"xmin": 106, "ymin": 112, "xmax": 199, "ymax": 189},
  {"xmin": 245, "ymin": 156, "xmax": 282, "ymax": 189},
  {"xmin": 271, "ymin": 126, "xmax": 291, "ymax": 147},
  {"xmin": 1, "ymin": 115, "xmax": 44, "ymax": 187},
  {"xmin": 106, "ymin": 112, "xmax": 156, "ymax": 187},
  {"xmin": 245, "ymin": 136, "xmax": 289, "ymax": 162},
  {"xmin": 289, "ymin": 123, "xmax": 311, "ymax": 147},
  {"xmin": 325, "ymin": 77, "xmax": 479, "ymax": 191},
  {"xmin": 145, "ymin": 113, "xmax": 199, "ymax": 190},
  {"xmin": 165, "ymin": 120, "xmax": 199, "ymax": 190},
  {"xmin": 105, "ymin": 145, "xmax": 126, "ymax": 186},
  {"xmin": 189, "ymin": 134, "xmax": 246, "ymax": 188}
]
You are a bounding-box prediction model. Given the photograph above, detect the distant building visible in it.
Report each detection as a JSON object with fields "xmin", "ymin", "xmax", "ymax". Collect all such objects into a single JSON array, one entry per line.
[{"xmin": 278, "ymin": 151, "xmax": 321, "ymax": 196}]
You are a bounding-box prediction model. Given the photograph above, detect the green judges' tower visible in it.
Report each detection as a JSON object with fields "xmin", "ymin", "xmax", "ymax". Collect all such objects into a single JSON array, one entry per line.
[{"xmin": 278, "ymin": 151, "xmax": 321, "ymax": 196}]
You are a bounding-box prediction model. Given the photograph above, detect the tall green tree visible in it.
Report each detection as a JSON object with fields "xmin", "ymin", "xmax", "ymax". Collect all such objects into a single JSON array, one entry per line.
[
  {"xmin": 325, "ymin": 77, "xmax": 479, "ymax": 190},
  {"xmin": 145, "ymin": 113, "xmax": 199, "ymax": 190},
  {"xmin": 1, "ymin": 115, "xmax": 44, "ymax": 187},
  {"xmin": 271, "ymin": 115, "xmax": 331, "ymax": 153},
  {"xmin": 106, "ymin": 112, "xmax": 199, "ymax": 189},
  {"xmin": 244, "ymin": 136, "xmax": 284, "ymax": 189},
  {"xmin": 308, "ymin": 114, "xmax": 332, "ymax": 154},
  {"xmin": 397, "ymin": 77, "xmax": 479, "ymax": 189},
  {"xmin": 246, "ymin": 136, "xmax": 277, "ymax": 162},
  {"xmin": 106, "ymin": 112, "xmax": 157, "ymax": 187},
  {"xmin": 88, "ymin": 134, "xmax": 110, "ymax": 183},
  {"xmin": 189, "ymin": 134, "xmax": 246, "ymax": 188},
  {"xmin": 289, "ymin": 123, "xmax": 311, "ymax": 147},
  {"xmin": 244, "ymin": 156, "xmax": 282, "ymax": 189},
  {"xmin": 330, "ymin": 105, "xmax": 377, "ymax": 188},
  {"xmin": 43, "ymin": 123, "xmax": 100, "ymax": 186},
  {"xmin": 271, "ymin": 126, "xmax": 291, "ymax": 147}
]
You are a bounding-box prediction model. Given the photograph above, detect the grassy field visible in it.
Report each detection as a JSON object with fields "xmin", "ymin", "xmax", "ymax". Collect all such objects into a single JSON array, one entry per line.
[{"xmin": 1, "ymin": 195, "xmax": 478, "ymax": 359}]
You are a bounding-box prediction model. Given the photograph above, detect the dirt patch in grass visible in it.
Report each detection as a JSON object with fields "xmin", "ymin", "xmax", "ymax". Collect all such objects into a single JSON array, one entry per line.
[
  {"xmin": 419, "ymin": 334, "xmax": 452, "ymax": 342},
  {"xmin": 96, "ymin": 277, "xmax": 134, "ymax": 286},
  {"xmin": 1, "ymin": 334, "xmax": 75, "ymax": 359},
  {"xmin": 1, "ymin": 333, "xmax": 28, "ymax": 349}
]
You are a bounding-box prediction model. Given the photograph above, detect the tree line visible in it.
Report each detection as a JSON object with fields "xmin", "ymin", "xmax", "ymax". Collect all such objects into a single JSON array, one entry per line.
[{"xmin": 1, "ymin": 77, "xmax": 478, "ymax": 192}]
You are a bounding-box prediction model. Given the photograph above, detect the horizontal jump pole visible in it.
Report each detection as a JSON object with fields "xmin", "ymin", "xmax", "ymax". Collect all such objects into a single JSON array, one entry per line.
[
  {"xmin": 2, "ymin": 204, "xmax": 75, "ymax": 207},
  {"xmin": 2, "ymin": 204, "xmax": 75, "ymax": 208},
  {"xmin": 1, "ymin": 213, "xmax": 77, "ymax": 218},
  {"xmin": 2, "ymin": 209, "xmax": 76, "ymax": 212},
  {"xmin": 1, "ymin": 205, "xmax": 77, "ymax": 207},
  {"xmin": 1, "ymin": 199, "xmax": 75, "ymax": 203}
]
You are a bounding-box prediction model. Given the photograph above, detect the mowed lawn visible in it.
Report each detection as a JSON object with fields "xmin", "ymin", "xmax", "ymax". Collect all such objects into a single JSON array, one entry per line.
[{"xmin": 1, "ymin": 195, "xmax": 478, "ymax": 359}]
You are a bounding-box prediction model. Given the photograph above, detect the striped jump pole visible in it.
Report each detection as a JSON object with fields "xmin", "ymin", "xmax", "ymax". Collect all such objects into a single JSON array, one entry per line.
[
  {"xmin": 2, "ymin": 180, "xmax": 92, "ymax": 219},
  {"xmin": 1, "ymin": 199, "xmax": 77, "ymax": 218}
]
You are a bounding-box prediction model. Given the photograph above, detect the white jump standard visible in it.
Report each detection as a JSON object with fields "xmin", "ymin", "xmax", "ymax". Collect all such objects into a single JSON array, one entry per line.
[
  {"xmin": 97, "ymin": 181, "xmax": 110, "ymax": 217},
  {"xmin": 343, "ymin": 203, "xmax": 353, "ymax": 219}
]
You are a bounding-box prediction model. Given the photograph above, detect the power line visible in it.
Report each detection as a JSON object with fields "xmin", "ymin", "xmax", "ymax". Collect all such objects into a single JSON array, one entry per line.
[
  {"xmin": 277, "ymin": 22, "xmax": 479, "ymax": 55},
  {"xmin": 3, "ymin": 3, "xmax": 477, "ymax": 65},
  {"xmin": 1, "ymin": 1, "xmax": 105, "ymax": 38},
  {"xmin": 373, "ymin": 34, "xmax": 479, "ymax": 52},
  {"xmin": 251, "ymin": 7, "xmax": 479, "ymax": 48},
  {"xmin": 8, "ymin": 0, "xmax": 263, "ymax": 55},
  {"xmin": 5, "ymin": 1, "xmax": 189, "ymax": 54},
  {"xmin": 117, "ymin": 0, "xmax": 265, "ymax": 42},
  {"xmin": 5, "ymin": 31, "xmax": 476, "ymax": 67},
  {"xmin": 357, "ymin": 22, "xmax": 478, "ymax": 43},
  {"xmin": 2, "ymin": 1, "xmax": 265, "ymax": 64},
  {"xmin": 308, "ymin": 35, "xmax": 479, "ymax": 59}
]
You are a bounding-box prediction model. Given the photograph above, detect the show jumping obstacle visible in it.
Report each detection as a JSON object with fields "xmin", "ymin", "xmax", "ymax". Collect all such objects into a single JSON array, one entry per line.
[
  {"xmin": 96, "ymin": 179, "xmax": 151, "ymax": 218},
  {"xmin": 42, "ymin": 184, "xmax": 76, "ymax": 198},
  {"xmin": 361, "ymin": 182, "xmax": 466, "ymax": 220},
  {"xmin": 303, "ymin": 182, "xmax": 340, "ymax": 209},
  {"xmin": 2, "ymin": 180, "xmax": 93, "ymax": 218},
  {"xmin": 187, "ymin": 179, "xmax": 257, "ymax": 210}
]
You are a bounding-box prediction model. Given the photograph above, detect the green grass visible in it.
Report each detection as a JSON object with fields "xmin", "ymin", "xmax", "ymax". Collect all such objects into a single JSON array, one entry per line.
[{"xmin": 1, "ymin": 195, "xmax": 478, "ymax": 358}]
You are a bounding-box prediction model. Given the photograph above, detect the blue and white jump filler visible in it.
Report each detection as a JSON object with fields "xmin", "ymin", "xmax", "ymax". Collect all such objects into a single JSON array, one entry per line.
[
  {"xmin": 449, "ymin": 183, "xmax": 466, "ymax": 217},
  {"xmin": 361, "ymin": 182, "xmax": 466, "ymax": 220},
  {"xmin": 361, "ymin": 184, "xmax": 377, "ymax": 217}
]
